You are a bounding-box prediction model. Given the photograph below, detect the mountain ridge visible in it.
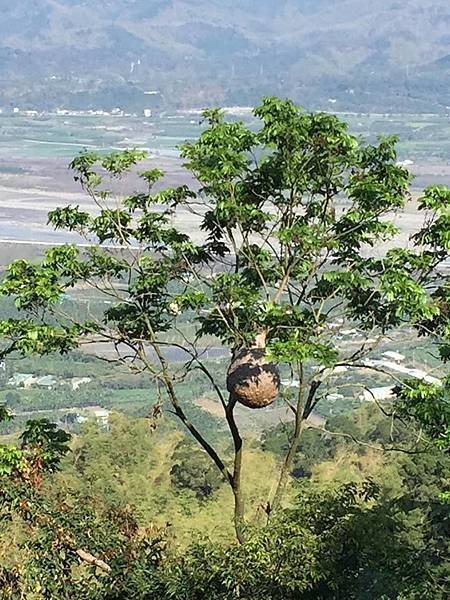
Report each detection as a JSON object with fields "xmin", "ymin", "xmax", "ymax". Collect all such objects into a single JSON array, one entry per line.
[{"xmin": 0, "ymin": 0, "xmax": 449, "ymax": 111}]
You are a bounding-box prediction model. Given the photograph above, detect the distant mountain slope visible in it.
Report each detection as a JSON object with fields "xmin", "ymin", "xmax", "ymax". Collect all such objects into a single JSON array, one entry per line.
[{"xmin": 0, "ymin": 0, "xmax": 449, "ymax": 111}]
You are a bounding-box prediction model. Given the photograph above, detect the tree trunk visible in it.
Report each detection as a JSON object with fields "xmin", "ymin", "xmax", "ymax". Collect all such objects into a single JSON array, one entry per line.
[
  {"xmin": 226, "ymin": 396, "xmax": 246, "ymax": 544},
  {"xmin": 270, "ymin": 377, "xmax": 320, "ymax": 515},
  {"xmin": 270, "ymin": 400, "xmax": 305, "ymax": 514}
]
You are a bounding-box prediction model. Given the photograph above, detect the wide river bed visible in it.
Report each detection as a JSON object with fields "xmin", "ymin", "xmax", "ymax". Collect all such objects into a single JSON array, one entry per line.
[{"xmin": 1, "ymin": 110, "xmax": 450, "ymax": 246}]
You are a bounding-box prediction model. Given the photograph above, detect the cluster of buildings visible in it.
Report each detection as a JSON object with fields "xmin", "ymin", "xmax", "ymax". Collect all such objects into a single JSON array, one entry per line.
[
  {"xmin": 7, "ymin": 373, "xmax": 92, "ymax": 391},
  {"xmin": 2, "ymin": 372, "xmax": 110, "ymax": 429},
  {"xmin": 0, "ymin": 107, "xmax": 154, "ymax": 118},
  {"xmin": 281, "ymin": 349, "xmax": 442, "ymax": 405}
]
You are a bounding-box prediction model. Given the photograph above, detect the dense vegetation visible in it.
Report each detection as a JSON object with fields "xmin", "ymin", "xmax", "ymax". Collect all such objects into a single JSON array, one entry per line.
[
  {"xmin": 0, "ymin": 403, "xmax": 448, "ymax": 598},
  {"xmin": 0, "ymin": 98, "xmax": 449, "ymax": 597}
]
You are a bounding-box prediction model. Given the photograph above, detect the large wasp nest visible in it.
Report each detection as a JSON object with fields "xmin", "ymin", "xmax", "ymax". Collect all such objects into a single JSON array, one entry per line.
[{"xmin": 226, "ymin": 332, "xmax": 280, "ymax": 409}]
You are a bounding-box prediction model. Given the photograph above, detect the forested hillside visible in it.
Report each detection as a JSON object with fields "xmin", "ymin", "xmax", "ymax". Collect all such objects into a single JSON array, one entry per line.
[
  {"xmin": 1, "ymin": 402, "xmax": 449, "ymax": 597},
  {"xmin": 1, "ymin": 0, "xmax": 450, "ymax": 110}
]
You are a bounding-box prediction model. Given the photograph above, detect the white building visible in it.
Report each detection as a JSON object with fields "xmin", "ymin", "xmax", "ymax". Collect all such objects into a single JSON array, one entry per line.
[
  {"xmin": 360, "ymin": 386, "xmax": 395, "ymax": 402},
  {"xmin": 71, "ymin": 377, "xmax": 92, "ymax": 391},
  {"xmin": 326, "ymin": 393, "xmax": 345, "ymax": 402},
  {"xmin": 8, "ymin": 373, "xmax": 37, "ymax": 388},
  {"xmin": 382, "ymin": 351, "xmax": 405, "ymax": 363},
  {"xmin": 93, "ymin": 408, "xmax": 110, "ymax": 428}
]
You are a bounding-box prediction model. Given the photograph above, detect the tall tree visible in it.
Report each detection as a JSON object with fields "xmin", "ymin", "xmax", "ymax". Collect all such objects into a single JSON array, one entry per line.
[{"xmin": 1, "ymin": 98, "xmax": 449, "ymax": 542}]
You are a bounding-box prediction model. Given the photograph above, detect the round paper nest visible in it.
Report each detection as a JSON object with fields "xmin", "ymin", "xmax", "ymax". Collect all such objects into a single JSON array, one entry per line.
[{"xmin": 227, "ymin": 346, "xmax": 280, "ymax": 409}]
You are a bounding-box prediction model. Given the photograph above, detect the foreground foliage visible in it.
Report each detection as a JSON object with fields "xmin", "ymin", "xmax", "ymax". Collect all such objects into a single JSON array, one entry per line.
[
  {"xmin": 0, "ymin": 405, "xmax": 448, "ymax": 599},
  {"xmin": 1, "ymin": 478, "xmax": 448, "ymax": 600}
]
